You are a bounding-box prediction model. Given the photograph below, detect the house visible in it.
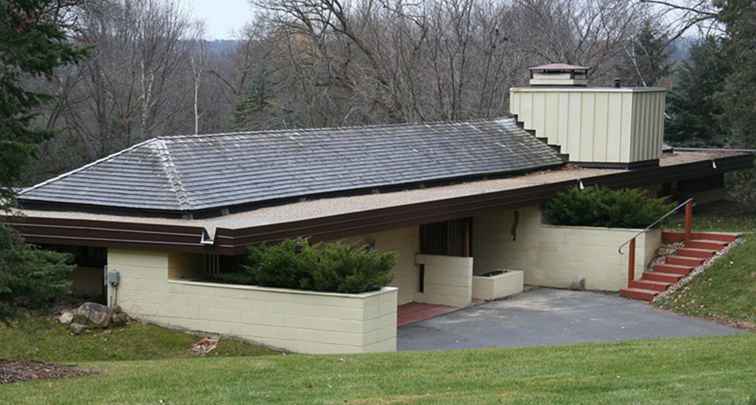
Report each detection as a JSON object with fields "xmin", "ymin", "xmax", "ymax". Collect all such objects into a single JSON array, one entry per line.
[{"xmin": 3, "ymin": 65, "xmax": 753, "ymax": 354}]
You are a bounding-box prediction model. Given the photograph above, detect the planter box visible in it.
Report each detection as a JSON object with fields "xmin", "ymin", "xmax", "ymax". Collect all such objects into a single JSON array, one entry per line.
[
  {"xmin": 108, "ymin": 249, "xmax": 398, "ymax": 354},
  {"xmin": 472, "ymin": 270, "xmax": 524, "ymax": 301}
]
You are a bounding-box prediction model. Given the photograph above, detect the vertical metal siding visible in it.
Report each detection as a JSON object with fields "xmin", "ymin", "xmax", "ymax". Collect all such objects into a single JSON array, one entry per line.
[{"xmin": 510, "ymin": 88, "xmax": 666, "ymax": 164}]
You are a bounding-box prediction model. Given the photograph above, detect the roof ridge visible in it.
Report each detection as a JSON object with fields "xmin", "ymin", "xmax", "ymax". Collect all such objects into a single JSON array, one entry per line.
[
  {"xmin": 150, "ymin": 139, "xmax": 193, "ymax": 211},
  {"xmin": 158, "ymin": 115, "xmax": 516, "ymax": 140},
  {"xmin": 19, "ymin": 138, "xmax": 160, "ymax": 196}
]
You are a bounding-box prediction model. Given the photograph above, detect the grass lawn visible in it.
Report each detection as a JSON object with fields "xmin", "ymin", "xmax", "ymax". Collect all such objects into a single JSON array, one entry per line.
[
  {"xmin": 667, "ymin": 200, "xmax": 756, "ymax": 233},
  {"xmin": 0, "ymin": 334, "xmax": 754, "ymax": 404},
  {"xmin": 0, "ymin": 314, "xmax": 278, "ymax": 362}
]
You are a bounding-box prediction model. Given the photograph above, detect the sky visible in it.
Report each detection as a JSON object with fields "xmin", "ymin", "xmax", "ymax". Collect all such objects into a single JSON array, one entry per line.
[{"xmin": 182, "ymin": 0, "xmax": 253, "ymax": 40}]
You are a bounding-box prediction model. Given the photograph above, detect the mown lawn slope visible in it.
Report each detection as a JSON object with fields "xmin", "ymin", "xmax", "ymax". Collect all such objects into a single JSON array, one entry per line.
[
  {"xmin": 1, "ymin": 334, "xmax": 755, "ymax": 405},
  {"xmin": 0, "ymin": 315, "xmax": 277, "ymax": 362}
]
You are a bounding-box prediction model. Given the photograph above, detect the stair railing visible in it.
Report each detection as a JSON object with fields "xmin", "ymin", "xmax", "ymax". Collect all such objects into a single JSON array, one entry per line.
[{"xmin": 617, "ymin": 197, "xmax": 694, "ymax": 287}]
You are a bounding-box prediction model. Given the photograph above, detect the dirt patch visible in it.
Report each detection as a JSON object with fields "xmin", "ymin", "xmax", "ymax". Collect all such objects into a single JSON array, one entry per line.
[{"xmin": 0, "ymin": 360, "xmax": 95, "ymax": 384}]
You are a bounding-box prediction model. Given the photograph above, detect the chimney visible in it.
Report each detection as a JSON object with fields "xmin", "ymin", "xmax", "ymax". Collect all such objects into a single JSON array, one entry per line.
[{"xmin": 510, "ymin": 64, "xmax": 666, "ymax": 169}]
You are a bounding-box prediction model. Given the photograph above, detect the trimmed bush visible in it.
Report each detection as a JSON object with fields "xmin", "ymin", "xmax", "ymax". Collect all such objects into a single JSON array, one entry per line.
[
  {"xmin": 215, "ymin": 238, "xmax": 395, "ymax": 294},
  {"xmin": 544, "ymin": 187, "xmax": 675, "ymax": 228},
  {"xmin": 0, "ymin": 225, "xmax": 73, "ymax": 321}
]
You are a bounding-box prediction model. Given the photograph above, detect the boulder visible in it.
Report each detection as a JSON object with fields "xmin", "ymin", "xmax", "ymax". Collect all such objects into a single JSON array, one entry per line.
[
  {"xmin": 69, "ymin": 323, "xmax": 88, "ymax": 335},
  {"xmin": 58, "ymin": 311, "xmax": 73, "ymax": 325},
  {"xmin": 72, "ymin": 302, "xmax": 111, "ymax": 328},
  {"xmin": 110, "ymin": 312, "xmax": 129, "ymax": 327}
]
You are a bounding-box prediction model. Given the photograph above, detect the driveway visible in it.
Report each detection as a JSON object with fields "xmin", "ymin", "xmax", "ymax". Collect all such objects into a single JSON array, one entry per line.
[{"xmin": 398, "ymin": 288, "xmax": 741, "ymax": 351}]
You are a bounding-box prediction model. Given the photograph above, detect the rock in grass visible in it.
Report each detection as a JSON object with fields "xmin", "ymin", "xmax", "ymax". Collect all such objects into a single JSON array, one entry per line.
[
  {"xmin": 69, "ymin": 323, "xmax": 87, "ymax": 335},
  {"xmin": 58, "ymin": 311, "xmax": 73, "ymax": 325},
  {"xmin": 72, "ymin": 302, "xmax": 111, "ymax": 328}
]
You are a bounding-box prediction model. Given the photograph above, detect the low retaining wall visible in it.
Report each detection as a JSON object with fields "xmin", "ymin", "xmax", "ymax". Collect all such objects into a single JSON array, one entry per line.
[
  {"xmin": 415, "ymin": 254, "xmax": 472, "ymax": 307},
  {"xmin": 108, "ymin": 249, "xmax": 397, "ymax": 354},
  {"xmin": 474, "ymin": 207, "xmax": 662, "ymax": 292}
]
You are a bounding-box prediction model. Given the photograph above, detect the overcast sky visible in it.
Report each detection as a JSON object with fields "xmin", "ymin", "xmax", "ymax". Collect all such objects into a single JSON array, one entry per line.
[{"xmin": 183, "ymin": 0, "xmax": 253, "ymax": 40}]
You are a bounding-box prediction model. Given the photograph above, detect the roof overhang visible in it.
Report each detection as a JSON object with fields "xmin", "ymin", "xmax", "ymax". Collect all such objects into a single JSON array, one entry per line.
[{"xmin": 3, "ymin": 151, "xmax": 752, "ymax": 255}]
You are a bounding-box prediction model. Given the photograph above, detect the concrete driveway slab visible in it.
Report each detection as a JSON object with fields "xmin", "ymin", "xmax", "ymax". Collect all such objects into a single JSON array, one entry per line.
[{"xmin": 398, "ymin": 288, "xmax": 741, "ymax": 351}]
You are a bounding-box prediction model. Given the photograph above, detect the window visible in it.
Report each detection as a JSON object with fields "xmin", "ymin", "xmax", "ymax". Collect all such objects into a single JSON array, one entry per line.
[{"xmin": 419, "ymin": 218, "xmax": 472, "ymax": 257}]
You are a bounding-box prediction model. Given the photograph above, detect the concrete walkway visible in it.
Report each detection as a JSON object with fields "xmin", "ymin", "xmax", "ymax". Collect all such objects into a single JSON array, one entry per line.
[{"xmin": 398, "ymin": 288, "xmax": 741, "ymax": 351}]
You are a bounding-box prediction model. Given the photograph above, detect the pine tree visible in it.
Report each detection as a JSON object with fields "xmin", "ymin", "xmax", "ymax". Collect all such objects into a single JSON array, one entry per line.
[
  {"xmin": 718, "ymin": 0, "xmax": 756, "ymax": 148},
  {"xmin": 665, "ymin": 37, "xmax": 732, "ymax": 146},
  {"xmin": 0, "ymin": 1, "xmax": 87, "ymax": 207},
  {"xmin": 619, "ymin": 20, "xmax": 672, "ymax": 87}
]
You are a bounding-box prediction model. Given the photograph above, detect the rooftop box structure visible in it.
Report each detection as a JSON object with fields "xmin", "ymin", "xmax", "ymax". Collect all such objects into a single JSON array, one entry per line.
[{"xmin": 511, "ymin": 64, "xmax": 666, "ymax": 169}]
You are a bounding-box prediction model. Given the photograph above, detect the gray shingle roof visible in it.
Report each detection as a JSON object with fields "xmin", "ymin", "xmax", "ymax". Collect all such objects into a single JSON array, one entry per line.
[{"xmin": 19, "ymin": 117, "xmax": 564, "ymax": 214}]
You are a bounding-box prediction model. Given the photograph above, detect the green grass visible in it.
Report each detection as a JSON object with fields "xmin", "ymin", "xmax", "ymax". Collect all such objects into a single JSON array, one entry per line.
[
  {"xmin": 666, "ymin": 200, "xmax": 756, "ymax": 232},
  {"xmin": 656, "ymin": 236, "xmax": 756, "ymax": 325},
  {"xmin": 0, "ymin": 334, "xmax": 754, "ymax": 404},
  {"xmin": 0, "ymin": 315, "xmax": 278, "ymax": 362}
]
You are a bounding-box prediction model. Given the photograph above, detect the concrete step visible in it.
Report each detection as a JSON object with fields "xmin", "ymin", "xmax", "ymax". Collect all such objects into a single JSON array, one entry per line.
[
  {"xmin": 677, "ymin": 247, "xmax": 717, "ymax": 258},
  {"xmin": 642, "ymin": 272, "xmax": 685, "ymax": 283},
  {"xmin": 653, "ymin": 263, "xmax": 694, "ymax": 275},
  {"xmin": 630, "ymin": 279, "xmax": 672, "ymax": 292},
  {"xmin": 620, "ymin": 287, "xmax": 658, "ymax": 301},
  {"xmin": 666, "ymin": 255, "xmax": 706, "ymax": 267},
  {"xmin": 685, "ymin": 239, "xmax": 730, "ymax": 250}
]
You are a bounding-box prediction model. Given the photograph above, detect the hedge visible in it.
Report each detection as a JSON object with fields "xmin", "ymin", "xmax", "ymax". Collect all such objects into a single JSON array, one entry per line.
[
  {"xmin": 544, "ymin": 187, "xmax": 675, "ymax": 228},
  {"xmin": 215, "ymin": 239, "xmax": 395, "ymax": 294}
]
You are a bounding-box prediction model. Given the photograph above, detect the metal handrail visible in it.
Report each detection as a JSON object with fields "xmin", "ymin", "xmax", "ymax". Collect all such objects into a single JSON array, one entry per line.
[{"xmin": 617, "ymin": 197, "xmax": 694, "ymax": 255}]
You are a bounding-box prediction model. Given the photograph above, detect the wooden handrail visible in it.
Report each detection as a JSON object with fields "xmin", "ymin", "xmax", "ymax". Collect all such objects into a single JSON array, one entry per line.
[{"xmin": 619, "ymin": 198, "xmax": 694, "ymax": 287}]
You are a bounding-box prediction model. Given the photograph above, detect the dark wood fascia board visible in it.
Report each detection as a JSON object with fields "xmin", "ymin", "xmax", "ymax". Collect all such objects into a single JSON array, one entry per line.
[
  {"xmin": 573, "ymin": 159, "xmax": 660, "ymax": 170},
  {"xmin": 0, "ymin": 216, "xmax": 209, "ymax": 254},
  {"xmin": 6, "ymin": 153, "xmax": 754, "ymax": 256}
]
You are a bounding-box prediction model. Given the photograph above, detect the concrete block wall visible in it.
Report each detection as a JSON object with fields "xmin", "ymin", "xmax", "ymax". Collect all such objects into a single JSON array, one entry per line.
[
  {"xmin": 473, "ymin": 206, "xmax": 662, "ymax": 291},
  {"xmin": 414, "ymin": 254, "xmax": 473, "ymax": 307},
  {"xmin": 340, "ymin": 226, "xmax": 420, "ymax": 305},
  {"xmin": 107, "ymin": 248, "xmax": 398, "ymax": 354}
]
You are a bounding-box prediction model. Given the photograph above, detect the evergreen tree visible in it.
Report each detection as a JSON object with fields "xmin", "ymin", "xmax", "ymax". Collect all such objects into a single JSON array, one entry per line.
[
  {"xmin": 0, "ymin": 1, "xmax": 87, "ymax": 208},
  {"xmin": 619, "ymin": 20, "xmax": 672, "ymax": 87},
  {"xmin": 718, "ymin": 0, "xmax": 756, "ymax": 148},
  {"xmin": 665, "ymin": 37, "xmax": 732, "ymax": 146}
]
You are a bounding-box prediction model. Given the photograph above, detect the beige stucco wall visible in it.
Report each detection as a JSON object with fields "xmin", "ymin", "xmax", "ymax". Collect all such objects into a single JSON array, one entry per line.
[
  {"xmin": 473, "ymin": 206, "xmax": 662, "ymax": 291},
  {"xmin": 415, "ymin": 254, "xmax": 473, "ymax": 307},
  {"xmin": 108, "ymin": 248, "xmax": 398, "ymax": 354},
  {"xmin": 510, "ymin": 87, "xmax": 665, "ymax": 164},
  {"xmin": 341, "ymin": 226, "xmax": 420, "ymax": 305}
]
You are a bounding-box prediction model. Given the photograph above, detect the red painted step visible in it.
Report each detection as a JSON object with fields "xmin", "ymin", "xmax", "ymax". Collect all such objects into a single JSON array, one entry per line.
[
  {"xmin": 662, "ymin": 231, "xmax": 738, "ymax": 244},
  {"xmin": 677, "ymin": 247, "xmax": 717, "ymax": 258},
  {"xmin": 630, "ymin": 279, "xmax": 671, "ymax": 292},
  {"xmin": 642, "ymin": 271, "xmax": 685, "ymax": 283},
  {"xmin": 620, "ymin": 288, "xmax": 658, "ymax": 301},
  {"xmin": 653, "ymin": 263, "xmax": 694, "ymax": 275},
  {"xmin": 685, "ymin": 239, "xmax": 729, "ymax": 250},
  {"xmin": 666, "ymin": 255, "xmax": 705, "ymax": 267}
]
